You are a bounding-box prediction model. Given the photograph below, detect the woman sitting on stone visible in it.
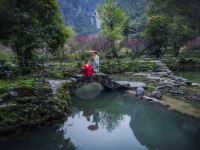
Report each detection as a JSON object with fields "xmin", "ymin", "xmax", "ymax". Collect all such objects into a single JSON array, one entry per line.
[{"xmin": 82, "ymin": 60, "xmax": 94, "ymax": 77}]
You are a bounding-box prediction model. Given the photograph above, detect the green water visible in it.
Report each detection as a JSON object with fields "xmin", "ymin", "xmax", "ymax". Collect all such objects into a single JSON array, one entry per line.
[
  {"xmin": 1, "ymin": 91, "xmax": 200, "ymax": 150},
  {"xmin": 174, "ymin": 71, "xmax": 200, "ymax": 84}
]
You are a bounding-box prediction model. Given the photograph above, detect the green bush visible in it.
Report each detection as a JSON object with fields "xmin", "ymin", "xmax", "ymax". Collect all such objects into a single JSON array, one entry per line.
[
  {"xmin": 165, "ymin": 57, "xmax": 200, "ymax": 71},
  {"xmin": 147, "ymin": 83, "xmax": 155, "ymax": 92},
  {"xmin": 100, "ymin": 60, "xmax": 157, "ymax": 74},
  {"xmin": 0, "ymin": 50, "xmax": 15, "ymax": 63}
]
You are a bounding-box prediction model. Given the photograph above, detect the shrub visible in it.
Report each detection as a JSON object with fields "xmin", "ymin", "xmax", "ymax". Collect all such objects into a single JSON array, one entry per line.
[{"xmin": 147, "ymin": 83, "xmax": 155, "ymax": 92}]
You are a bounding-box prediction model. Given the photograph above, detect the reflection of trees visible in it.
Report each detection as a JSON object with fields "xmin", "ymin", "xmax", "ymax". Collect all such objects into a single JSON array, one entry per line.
[
  {"xmin": 72, "ymin": 91, "xmax": 124, "ymax": 132},
  {"xmin": 125, "ymin": 100, "xmax": 200, "ymax": 150},
  {"xmin": 99, "ymin": 111, "xmax": 123, "ymax": 132},
  {"xmin": 72, "ymin": 91, "xmax": 200, "ymax": 150},
  {"xmin": 0, "ymin": 127, "xmax": 76, "ymax": 150}
]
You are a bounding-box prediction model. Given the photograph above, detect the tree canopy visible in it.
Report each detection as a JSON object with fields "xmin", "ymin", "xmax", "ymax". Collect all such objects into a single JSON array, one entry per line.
[
  {"xmin": 147, "ymin": 0, "xmax": 200, "ymax": 36},
  {"xmin": 0, "ymin": 0, "xmax": 71, "ymax": 71},
  {"xmin": 143, "ymin": 16, "xmax": 170, "ymax": 58},
  {"xmin": 98, "ymin": 0, "xmax": 128, "ymax": 57}
]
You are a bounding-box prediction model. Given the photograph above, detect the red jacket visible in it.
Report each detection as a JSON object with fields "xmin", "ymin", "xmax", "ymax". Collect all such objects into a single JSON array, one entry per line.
[{"xmin": 82, "ymin": 64, "xmax": 94, "ymax": 77}]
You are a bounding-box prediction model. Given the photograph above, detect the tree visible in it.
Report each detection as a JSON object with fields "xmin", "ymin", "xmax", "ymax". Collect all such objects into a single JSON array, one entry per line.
[
  {"xmin": 169, "ymin": 16, "xmax": 190, "ymax": 57},
  {"xmin": 58, "ymin": 26, "xmax": 74, "ymax": 64},
  {"xmin": 147, "ymin": 0, "xmax": 200, "ymax": 36},
  {"xmin": 0, "ymin": 0, "xmax": 70, "ymax": 72},
  {"xmin": 97, "ymin": 0, "xmax": 128, "ymax": 58},
  {"xmin": 143, "ymin": 16, "xmax": 170, "ymax": 58}
]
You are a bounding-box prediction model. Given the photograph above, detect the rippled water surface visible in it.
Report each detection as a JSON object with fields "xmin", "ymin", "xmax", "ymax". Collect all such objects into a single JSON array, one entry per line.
[{"xmin": 1, "ymin": 91, "xmax": 200, "ymax": 150}]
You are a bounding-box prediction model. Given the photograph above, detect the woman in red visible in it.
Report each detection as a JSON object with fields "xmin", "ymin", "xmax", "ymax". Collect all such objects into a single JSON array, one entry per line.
[{"xmin": 82, "ymin": 60, "xmax": 94, "ymax": 77}]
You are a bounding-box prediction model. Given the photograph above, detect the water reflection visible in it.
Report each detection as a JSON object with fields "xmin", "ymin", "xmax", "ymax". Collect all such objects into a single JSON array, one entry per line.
[
  {"xmin": 1, "ymin": 91, "xmax": 200, "ymax": 150},
  {"xmin": 0, "ymin": 127, "xmax": 76, "ymax": 150},
  {"xmin": 60, "ymin": 91, "xmax": 200, "ymax": 150},
  {"xmin": 128, "ymin": 101, "xmax": 200, "ymax": 150},
  {"xmin": 71, "ymin": 91, "xmax": 124, "ymax": 132}
]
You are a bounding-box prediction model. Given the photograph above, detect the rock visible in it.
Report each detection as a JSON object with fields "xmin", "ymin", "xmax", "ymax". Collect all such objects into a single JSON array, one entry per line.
[
  {"xmin": 69, "ymin": 78, "xmax": 78, "ymax": 83},
  {"xmin": 75, "ymin": 82, "xmax": 104, "ymax": 99},
  {"xmin": 0, "ymin": 61, "xmax": 13, "ymax": 79},
  {"xmin": 116, "ymin": 81, "xmax": 146, "ymax": 89},
  {"xmin": 170, "ymin": 90, "xmax": 184, "ymax": 96},
  {"xmin": 147, "ymin": 76, "xmax": 163, "ymax": 81},
  {"xmin": 169, "ymin": 76, "xmax": 191, "ymax": 85},
  {"xmin": 7, "ymin": 88, "xmax": 18, "ymax": 97},
  {"xmin": 174, "ymin": 81, "xmax": 186, "ymax": 86},
  {"xmin": 160, "ymin": 79, "xmax": 175, "ymax": 85},
  {"xmin": 185, "ymin": 95, "xmax": 200, "ymax": 102},
  {"xmin": 134, "ymin": 72, "xmax": 149, "ymax": 77},
  {"xmin": 149, "ymin": 91, "xmax": 162, "ymax": 100},
  {"xmin": 142, "ymin": 96, "xmax": 169, "ymax": 107},
  {"xmin": 48, "ymin": 80, "xmax": 69, "ymax": 94},
  {"xmin": 75, "ymin": 74, "xmax": 83, "ymax": 80},
  {"xmin": 3, "ymin": 70, "xmax": 12, "ymax": 78},
  {"xmin": 0, "ymin": 102, "xmax": 17, "ymax": 108},
  {"xmin": 115, "ymin": 81, "xmax": 129, "ymax": 87},
  {"xmin": 156, "ymin": 85, "xmax": 174, "ymax": 90},
  {"xmin": 136, "ymin": 87, "xmax": 145, "ymax": 96},
  {"xmin": 126, "ymin": 90, "xmax": 136, "ymax": 96},
  {"xmin": 192, "ymin": 83, "xmax": 199, "ymax": 87}
]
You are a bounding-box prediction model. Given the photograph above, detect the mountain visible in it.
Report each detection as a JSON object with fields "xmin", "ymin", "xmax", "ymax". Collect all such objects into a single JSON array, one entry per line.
[
  {"xmin": 58, "ymin": 0, "xmax": 100, "ymax": 35},
  {"xmin": 117, "ymin": 0, "xmax": 147, "ymax": 32},
  {"xmin": 58, "ymin": 0, "xmax": 147, "ymax": 35}
]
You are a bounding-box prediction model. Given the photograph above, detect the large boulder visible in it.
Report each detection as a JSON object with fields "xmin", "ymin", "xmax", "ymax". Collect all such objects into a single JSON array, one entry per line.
[
  {"xmin": 75, "ymin": 82, "xmax": 104, "ymax": 99},
  {"xmin": 136, "ymin": 87, "xmax": 145, "ymax": 96}
]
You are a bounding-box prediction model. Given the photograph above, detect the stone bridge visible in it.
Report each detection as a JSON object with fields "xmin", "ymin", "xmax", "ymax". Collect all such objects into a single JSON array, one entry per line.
[{"xmin": 67, "ymin": 73, "xmax": 146, "ymax": 93}]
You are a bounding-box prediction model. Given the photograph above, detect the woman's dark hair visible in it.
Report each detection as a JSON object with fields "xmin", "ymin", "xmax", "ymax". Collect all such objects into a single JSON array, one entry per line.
[{"xmin": 85, "ymin": 59, "xmax": 91, "ymax": 63}]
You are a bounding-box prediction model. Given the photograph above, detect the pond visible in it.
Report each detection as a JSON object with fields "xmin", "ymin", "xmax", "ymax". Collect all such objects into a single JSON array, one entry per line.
[
  {"xmin": 174, "ymin": 71, "xmax": 200, "ymax": 84},
  {"xmin": 1, "ymin": 91, "xmax": 200, "ymax": 150}
]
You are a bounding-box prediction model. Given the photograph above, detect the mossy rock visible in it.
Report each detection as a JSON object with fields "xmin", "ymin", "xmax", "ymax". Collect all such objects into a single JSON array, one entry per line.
[
  {"xmin": 0, "ymin": 89, "xmax": 71, "ymax": 134},
  {"xmin": 0, "ymin": 77, "xmax": 62, "ymax": 134},
  {"xmin": 75, "ymin": 82, "xmax": 104, "ymax": 99},
  {"xmin": 0, "ymin": 77, "xmax": 51, "ymax": 96}
]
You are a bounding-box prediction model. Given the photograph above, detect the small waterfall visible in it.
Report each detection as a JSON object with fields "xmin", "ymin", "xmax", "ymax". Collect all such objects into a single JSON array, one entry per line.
[
  {"xmin": 95, "ymin": 10, "xmax": 101, "ymax": 29},
  {"xmin": 48, "ymin": 80, "xmax": 67, "ymax": 94}
]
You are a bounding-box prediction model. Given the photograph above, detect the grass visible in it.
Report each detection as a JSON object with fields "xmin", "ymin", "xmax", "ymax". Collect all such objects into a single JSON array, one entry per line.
[
  {"xmin": 0, "ymin": 77, "xmax": 50, "ymax": 95},
  {"xmin": 163, "ymin": 94, "xmax": 200, "ymax": 118}
]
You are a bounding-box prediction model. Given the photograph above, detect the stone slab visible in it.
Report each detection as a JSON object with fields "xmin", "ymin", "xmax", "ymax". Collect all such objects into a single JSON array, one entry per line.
[{"xmin": 116, "ymin": 81, "xmax": 146, "ymax": 89}]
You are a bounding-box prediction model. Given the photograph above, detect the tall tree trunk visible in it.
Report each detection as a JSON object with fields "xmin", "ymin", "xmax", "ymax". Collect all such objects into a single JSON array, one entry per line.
[{"xmin": 110, "ymin": 39, "xmax": 118, "ymax": 58}]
